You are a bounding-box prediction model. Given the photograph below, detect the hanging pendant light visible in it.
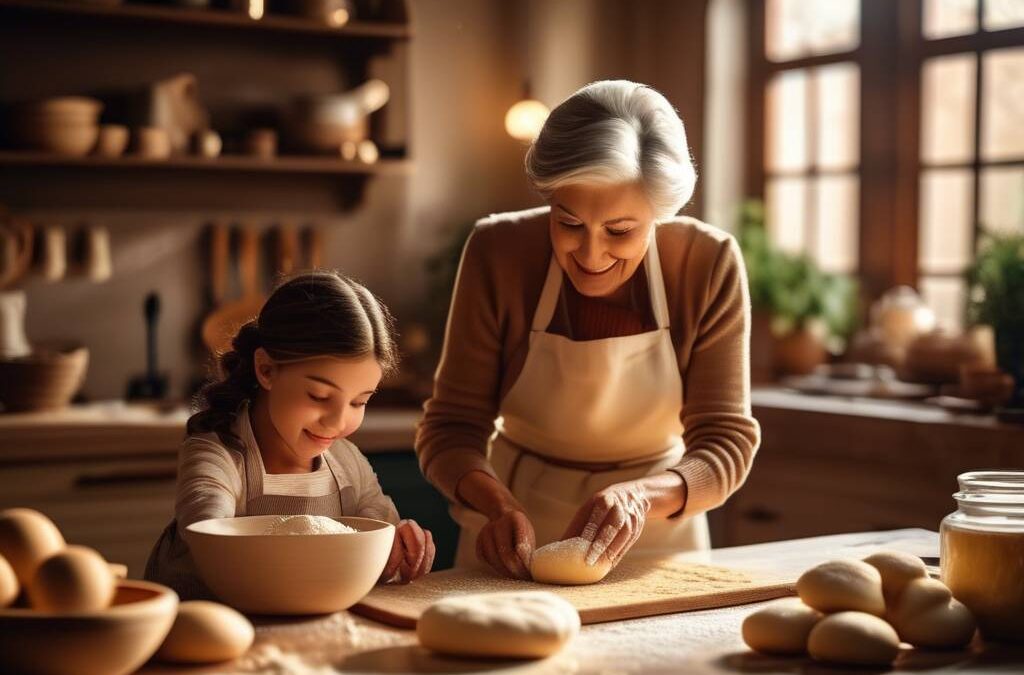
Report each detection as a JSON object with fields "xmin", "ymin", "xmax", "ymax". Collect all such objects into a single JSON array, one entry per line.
[{"xmin": 505, "ymin": 81, "xmax": 549, "ymax": 143}]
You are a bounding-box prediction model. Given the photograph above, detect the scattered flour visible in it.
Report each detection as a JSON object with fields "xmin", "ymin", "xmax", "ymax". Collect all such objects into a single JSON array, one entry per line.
[{"xmin": 261, "ymin": 515, "xmax": 357, "ymax": 536}]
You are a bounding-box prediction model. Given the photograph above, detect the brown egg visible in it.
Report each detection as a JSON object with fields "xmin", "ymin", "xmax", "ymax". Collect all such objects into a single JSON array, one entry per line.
[
  {"xmin": 797, "ymin": 559, "xmax": 886, "ymax": 617},
  {"xmin": 863, "ymin": 551, "xmax": 928, "ymax": 603},
  {"xmin": 27, "ymin": 545, "xmax": 115, "ymax": 612},
  {"xmin": 742, "ymin": 598, "xmax": 823, "ymax": 655},
  {"xmin": 0, "ymin": 508, "xmax": 66, "ymax": 584},
  {"xmin": 808, "ymin": 611, "xmax": 901, "ymax": 667},
  {"xmin": 155, "ymin": 601, "xmax": 254, "ymax": 664},
  {"xmin": 0, "ymin": 553, "xmax": 18, "ymax": 608}
]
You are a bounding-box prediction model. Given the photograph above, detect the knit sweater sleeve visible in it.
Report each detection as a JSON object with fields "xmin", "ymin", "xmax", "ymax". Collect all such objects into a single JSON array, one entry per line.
[
  {"xmin": 668, "ymin": 236, "xmax": 761, "ymax": 517},
  {"xmin": 414, "ymin": 225, "xmax": 503, "ymax": 502}
]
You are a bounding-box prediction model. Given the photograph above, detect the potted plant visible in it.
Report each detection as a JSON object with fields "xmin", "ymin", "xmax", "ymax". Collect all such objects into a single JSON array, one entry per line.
[
  {"xmin": 966, "ymin": 231, "xmax": 1024, "ymax": 409},
  {"xmin": 737, "ymin": 200, "xmax": 858, "ymax": 376}
]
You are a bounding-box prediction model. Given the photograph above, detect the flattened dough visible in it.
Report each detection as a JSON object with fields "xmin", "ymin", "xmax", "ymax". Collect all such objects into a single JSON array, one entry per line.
[
  {"xmin": 417, "ymin": 591, "xmax": 580, "ymax": 659},
  {"xmin": 530, "ymin": 537, "xmax": 612, "ymax": 586}
]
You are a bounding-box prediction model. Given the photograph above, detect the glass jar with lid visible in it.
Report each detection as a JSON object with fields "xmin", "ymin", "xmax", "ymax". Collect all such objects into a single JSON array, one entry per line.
[{"xmin": 940, "ymin": 470, "xmax": 1024, "ymax": 643}]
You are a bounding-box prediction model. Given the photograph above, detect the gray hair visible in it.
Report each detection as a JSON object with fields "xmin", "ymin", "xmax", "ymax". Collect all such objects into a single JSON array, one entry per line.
[{"xmin": 524, "ymin": 80, "xmax": 696, "ymax": 220}]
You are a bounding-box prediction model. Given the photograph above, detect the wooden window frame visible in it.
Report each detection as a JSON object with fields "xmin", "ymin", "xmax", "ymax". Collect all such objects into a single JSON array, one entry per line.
[{"xmin": 746, "ymin": 0, "xmax": 1024, "ymax": 306}]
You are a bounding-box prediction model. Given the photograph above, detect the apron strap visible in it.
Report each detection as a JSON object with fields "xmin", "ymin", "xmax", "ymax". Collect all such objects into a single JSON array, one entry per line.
[
  {"xmin": 531, "ymin": 255, "xmax": 564, "ymax": 332},
  {"xmin": 645, "ymin": 230, "xmax": 671, "ymax": 330},
  {"xmin": 323, "ymin": 445, "xmax": 358, "ymax": 515}
]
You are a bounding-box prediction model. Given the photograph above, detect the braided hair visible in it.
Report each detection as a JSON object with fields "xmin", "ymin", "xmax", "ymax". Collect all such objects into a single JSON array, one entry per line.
[{"xmin": 187, "ymin": 271, "xmax": 398, "ymax": 451}]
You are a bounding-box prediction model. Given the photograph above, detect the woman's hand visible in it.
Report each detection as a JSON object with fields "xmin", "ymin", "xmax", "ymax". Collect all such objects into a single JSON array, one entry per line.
[
  {"xmin": 476, "ymin": 507, "xmax": 535, "ymax": 580},
  {"xmin": 562, "ymin": 480, "xmax": 651, "ymax": 567},
  {"xmin": 380, "ymin": 519, "xmax": 436, "ymax": 584}
]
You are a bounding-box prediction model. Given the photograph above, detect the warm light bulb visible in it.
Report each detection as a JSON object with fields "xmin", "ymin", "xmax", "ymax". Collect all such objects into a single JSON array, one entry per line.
[
  {"xmin": 504, "ymin": 99, "xmax": 549, "ymax": 142},
  {"xmin": 329, "ymin": 8, "xmax": 350, "ymax": 27}
]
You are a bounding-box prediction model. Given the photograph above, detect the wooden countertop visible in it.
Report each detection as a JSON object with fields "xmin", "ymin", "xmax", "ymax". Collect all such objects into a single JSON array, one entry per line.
[
  {"xmin": 139, "ymin": 528, "xmax": 1023, "ymax": 674},
  {"xmin": 0, "ymin": 401, "xmax": 423, "ymax": 462},
  {"xmin": 752, "ymin": 386, "xmax": 1024, "ymax": 431}
]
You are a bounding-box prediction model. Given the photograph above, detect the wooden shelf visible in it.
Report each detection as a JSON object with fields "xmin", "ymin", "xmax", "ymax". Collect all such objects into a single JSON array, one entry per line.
[
  {"xmin": 0, "ymin": 151, "xmax": 412, "ymax": 176},
  {"xmin": 0, "ymin": 0, "xmax": 412, "ymax": 39}
]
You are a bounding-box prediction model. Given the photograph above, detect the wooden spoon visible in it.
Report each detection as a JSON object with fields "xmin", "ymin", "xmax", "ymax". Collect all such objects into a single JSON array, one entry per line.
[
  {"xmin": 201, "ymin": 224, "xmax": 264, "ymax": 356},
  {"xmin": 302, "ymin": 225, "xmax": 324, "ymax": 270}
]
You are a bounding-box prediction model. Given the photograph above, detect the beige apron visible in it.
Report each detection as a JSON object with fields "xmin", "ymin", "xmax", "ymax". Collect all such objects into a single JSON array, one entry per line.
[
  {"xmin": 145, "ymin": 429, "xmax": 357, "ymax": 600},
  {"xmin": 453, "ymin": 233, "xmax": 709, "ymax": 567}
]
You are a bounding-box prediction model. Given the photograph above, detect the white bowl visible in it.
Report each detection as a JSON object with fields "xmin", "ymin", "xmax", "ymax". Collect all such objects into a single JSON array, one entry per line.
[{"xmin": 185, "ymin": 515, "xmax": 394, "ymax": 615}]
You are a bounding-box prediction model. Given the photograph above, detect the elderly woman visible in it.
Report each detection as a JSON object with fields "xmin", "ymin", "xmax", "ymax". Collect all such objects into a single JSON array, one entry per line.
[{"xmin": 416, "ymin": 80, "xmax": 760, "ymax": 579}]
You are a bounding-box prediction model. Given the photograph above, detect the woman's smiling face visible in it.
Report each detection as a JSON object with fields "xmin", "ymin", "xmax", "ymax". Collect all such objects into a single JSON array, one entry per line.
[{"xmin": 548, "ymin": 182, "xmax": 656, "ymax": 299}]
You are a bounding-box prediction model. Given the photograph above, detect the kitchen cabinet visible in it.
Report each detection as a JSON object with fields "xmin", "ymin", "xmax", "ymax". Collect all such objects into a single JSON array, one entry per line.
[{"xmin": 714, "ymin": 388, "xmax": 1024, "ymax": 547}]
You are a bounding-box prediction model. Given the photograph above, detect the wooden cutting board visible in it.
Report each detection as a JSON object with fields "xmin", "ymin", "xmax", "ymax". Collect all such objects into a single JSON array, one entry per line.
[{"xmin": 352, "ymin": 558, "xmax": 797, "ymax": 628}]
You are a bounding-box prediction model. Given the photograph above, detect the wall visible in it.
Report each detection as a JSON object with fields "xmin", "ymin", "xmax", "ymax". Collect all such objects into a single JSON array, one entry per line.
[{"xmin": 13, "ymin": 0, "xmax": 708, "ymax": 402}]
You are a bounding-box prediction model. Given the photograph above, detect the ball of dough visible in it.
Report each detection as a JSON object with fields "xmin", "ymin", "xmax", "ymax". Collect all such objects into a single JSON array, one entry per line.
[
  {"xmin": 0, "ymin": 508, "xmax": 65, "ymax": 584},
  {"xmin": 797, "ymin": 559, "xmax": 886, "ymax": 616},
  {"xmin": 156, "ymin": 601, "xmax": 255, "ymax": 664},
  {"xmin": 531, "ymin": 537, "xmax": 612, "ymax": 586},
  {"xmin": 742, "ymin": 598, "xmax": 823, "ymax": 655},
  {"xmin": 863, "ymin": 551, "xmax": 928, "ymax": 603},
  {"xmin": 27, "ymin": 545, "xmax": 115, "ymax": 612},
  {"xmin": 0, "ymin": 553, "xmax": 18, "ymax": 608},
  {"xmin": 889, "ymin": 578, "xmax": 976, "ymax": 649},
  {"xmin": 417, "ymin": 591, "xmax": 580, "ymax": 659},
  {"xmin": 807, "ymin": 611, "xmax": 901, "ymax": 667}
]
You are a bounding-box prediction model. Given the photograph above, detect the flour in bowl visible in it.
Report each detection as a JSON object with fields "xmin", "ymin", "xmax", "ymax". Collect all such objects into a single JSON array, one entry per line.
[{"xmin": 261, "ymin": 515, "xmax": 357, "ymax": 536}]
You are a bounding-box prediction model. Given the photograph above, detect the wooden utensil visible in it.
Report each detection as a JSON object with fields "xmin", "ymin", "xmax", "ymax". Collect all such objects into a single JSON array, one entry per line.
[
  {"xmin": 353, "ymin": 558, "xmax": 796, "ymax": 628},
  {"xmin": 302, "ymin": 225, "xmax": 324, "ymax": 270},
  {"xmin": 201, "ymin": 225, "xmax": 264, "ymax": 356},
  {"xmin": 272, "ymin": 224, "xmax": 299, "ymax": 278}
]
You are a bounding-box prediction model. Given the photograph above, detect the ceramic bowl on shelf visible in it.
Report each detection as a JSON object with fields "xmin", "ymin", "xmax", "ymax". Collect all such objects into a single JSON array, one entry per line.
[
  {"xmin": 0, "ymin": 579, "xmax": 178, "ymax": 675},
  {"xmin": 0, "ymin": 344, "xmax": 89, "ymax": 412},
  {"xmin": 8, "ymin": 97, "xmax": 103, "ymax": 157},
  {"xmin": 185, "ymin": 515, "xmax": 394, "ymax": 615},
  {"xmin": 94, "ymin": 124, "xmax": 129, "ymax": 158}
]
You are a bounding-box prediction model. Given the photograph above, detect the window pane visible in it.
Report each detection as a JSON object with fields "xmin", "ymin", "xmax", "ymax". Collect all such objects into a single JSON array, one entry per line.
[
  {"xmin": 815, "ymin": 63, "xmax": 860, "ymax": 170},
  {"xmin": 766, "ymin": 177, "xmax": 808, "ymax": 255},
  {"xmin": 985, "ymin": 0, "xmax": 1024, "ymax": 30},
  {"xmin": 766, "ymin": 0, "xmax": 859, "ymax": 62},
  {"xmin": 920, "ymin": 277, "xmax": 966, "ymax": 332},
  {"xmin": 766, "ymin": 69, "xmax": 809, "ymax": 172},
  {"xmin": 921, "ymin": 53, "xmax": 976, "ymax": 165},
  {"xmin": 813, "ymin": 174, "xmax": 859, "ymax": 273},
  {"xmin": 919, "ymin": 169, "xmax": 974, "ymax": 273},
  {"xmin": 981, "ymin": 166, "xmax": 1024, "ymax": 234},
  {"xmin": 923, "ymin": 0, "xmax": 978, "ymax": 39},
  {"xmin": 982, "ymin": 47, "xmax": 1024, "ymax": 161}
]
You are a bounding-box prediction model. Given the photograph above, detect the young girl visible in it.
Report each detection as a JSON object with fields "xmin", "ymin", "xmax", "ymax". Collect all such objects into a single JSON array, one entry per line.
[{"xmin": 146, "ymin": 271, "xmax": 435, "ymax": 599}]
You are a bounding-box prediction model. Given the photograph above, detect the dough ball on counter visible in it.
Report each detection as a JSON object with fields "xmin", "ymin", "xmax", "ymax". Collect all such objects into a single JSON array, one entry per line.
[
  {"xmin": 796, "ymin": 559, "xmax": 886, "ymax": 616},
  {"xmin": 261, "ymin": 515, "xmax": 356, "ymax": 536},
  {"xmin": 27, "ymin": 545, "xmax": 115, "ymax": 612},
  {"xmin": 741, "ymin": 598, "xmax": 823, "ymax": 655},
  {"xmin": 530, "ymin": 537, "xmax": 612, "ymax": 586},
  {"xmin": 0, "ymin": 508, "xmax": 65, "ymax": 584},
  {"xmin": 0, "ymin": 553, "xmax": 18, "ymax": 608},
  {"xmin": 889, "ymin": 578, "xmax": 976, "ymax": 649},
  {"xmin": 156, "ymin": 601, "xmax": 255, "ymax": 664},
  {"xmin": 863, "ymin": 551, "xmax": 928, "ymax": 603},
  {"xmin": 417, "ymin": 591, "xmax": 580, "ymax": 659},
  {"xmin": 807, "ymin": 611, "xmax": 901, "ymax": 667}
]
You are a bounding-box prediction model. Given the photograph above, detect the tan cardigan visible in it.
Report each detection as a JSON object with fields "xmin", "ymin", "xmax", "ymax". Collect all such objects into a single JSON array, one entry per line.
[{"xmin": 415, "ymin": 207, "xmax": 760, "ymax": 519}]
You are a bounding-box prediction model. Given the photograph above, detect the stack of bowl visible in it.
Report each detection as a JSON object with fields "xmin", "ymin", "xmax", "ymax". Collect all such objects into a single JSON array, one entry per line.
[{"xmin": 8, "ymin": 97, "xmax": 103, "ymax": 157}]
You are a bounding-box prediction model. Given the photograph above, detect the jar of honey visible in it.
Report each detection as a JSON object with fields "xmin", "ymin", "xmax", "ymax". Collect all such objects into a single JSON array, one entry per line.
[{"xmin": 940, "ymin": 471, "xmax": 1024, "ymax": 643}]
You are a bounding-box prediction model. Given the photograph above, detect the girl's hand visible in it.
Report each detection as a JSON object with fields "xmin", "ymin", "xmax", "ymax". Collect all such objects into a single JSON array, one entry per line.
[
  {"xmin": 380, "ymin": 519, "xmax": 435, "ymax": 584},
  {"xmin": 562, "ymin": 480, "xmax": 650, "ymax": 567},
  {"xmin": 476, "ymin": 508, "xmax": 535, "ymax": 580}
]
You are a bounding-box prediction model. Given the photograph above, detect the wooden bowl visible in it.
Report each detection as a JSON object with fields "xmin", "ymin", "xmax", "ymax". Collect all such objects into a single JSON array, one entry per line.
[
  {"xmin": 0, "ymin": 344, "xmax": 89, "ymax": 412},
  {"xmin": 13, "ymin": 119, "xmax": 100, "ymax": 157},
  {"xmin": 0, "ymin": 579, "xmax": 178, "ymax": 675},
  {"xmin": 186, "ymin": 515, "xmax": 395, "ymax": 615}
]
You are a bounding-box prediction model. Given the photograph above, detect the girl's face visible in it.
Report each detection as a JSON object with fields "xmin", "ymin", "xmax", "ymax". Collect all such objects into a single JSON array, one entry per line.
[
  {"xmin": 253, "ymin": 351, "xmax": 382, "ymax": 466},
  {"xmin": 548, "ymin": 182, "xmax": 656, "ymax": 299}
]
